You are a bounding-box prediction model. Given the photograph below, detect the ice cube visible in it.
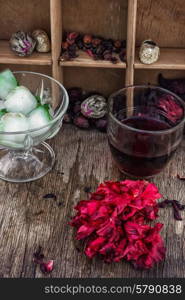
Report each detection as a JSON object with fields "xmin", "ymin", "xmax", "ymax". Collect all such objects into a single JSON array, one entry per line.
[
  {"xmin": 0, "ymin": 112, "xmax": 29, "ymax": 148},
  {"xmin": 0, "ymin": 69, "xmax": 17, "ymax": 100},
  {"xmin": 4, "ymin": 86, "xmax": 37, "ymax": 115},
  {"xmin": 28, "ymin": 104, "xmax": 52, "ymax": 137}
]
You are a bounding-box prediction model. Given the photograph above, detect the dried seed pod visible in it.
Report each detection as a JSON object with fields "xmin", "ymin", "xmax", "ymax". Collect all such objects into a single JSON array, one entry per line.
[
  {"xmin": 139, "ymin": 40, "xmax": 160, "ymax": 64},
  {"xmin": 32, "ymin": 29, "xmax": 51, "ymax": 53},
  {"xmin": 81, "ymin": 95, "xmax": 107, "ymax": 119},
  {"xmin": 10, "ymin": 31, "xmax": 36, "ymax": 56}
]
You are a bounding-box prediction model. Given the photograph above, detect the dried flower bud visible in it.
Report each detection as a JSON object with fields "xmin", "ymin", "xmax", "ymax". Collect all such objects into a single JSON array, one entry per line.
[
  {"xmin": 73, "ymin": 101, "xmax": 82, "ymax": 114},
  {"xmin": 81, "ymin": 95, "xmax": 107, "ymax": 119},
  {"xmin": 10, "ymin": 31, "xmax": 36, "ymax": 56},
  {"xmin": 67, "ymin": 32, "xmax": 79, "ymax": 45},
  {"xmin": 114, "ymin": 40, "xmax": 122, "ymax": 48},
  {"xmin": 40, "ymin": 260, "xmax": 54, "ymax": 274},
  {"xmin": 62, "ymin": 41, "xmax": 69, "ymax": 50},
  {"xmin": 73, "ymin": 115, "xmax": 90, "ymax": 129},
  {"xmin": 68, "ymin": 87, "xmax": 82, "ymax": 102},
  {"xmin": 92, "ymin": 38, "xmax": 102, "ymax": 47},
  {"xmin": 83, "ymin": 34, "xmax": 92, "ymax": 44},
  {"xmin": 94, "ymin": 118, "xmax": 107, "ymax": 132},
  {"xmin": 64, "ymin": 113, "xmax": 72, "ymax": 124}
]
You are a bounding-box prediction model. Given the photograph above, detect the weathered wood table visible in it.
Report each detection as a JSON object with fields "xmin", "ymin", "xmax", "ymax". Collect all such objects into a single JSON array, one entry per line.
[{"xmin": 0, "ymin": 124, "xmax": 184, "ymax": 278}]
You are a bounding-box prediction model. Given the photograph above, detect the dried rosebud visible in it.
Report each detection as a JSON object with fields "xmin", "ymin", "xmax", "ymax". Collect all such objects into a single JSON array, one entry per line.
[
  {"xmin": 40, "ymin": 260, "xmax": 54, "ymax": 274},
  {"xmin": 83, "ymin": 34, "xmax": 92, "ymax": 44},
  {"xmin": 64, "ymin": 113, "xmax": 72, "ymax": 123},
  {"xmin": 62, "ymin": 41, "xmax": 69, "ymax": 50},
  {"xmin": 119, "ymin": 50, "xmax": 126, "ymax": 62},
  {"xmin": 86, "ymin": 49, "xmax": 94, "ymax": 58},
  {"xmin": 73, "ymin": 101, "xmax": 82, "ymax": 114},
  {"xmin": 103, "ymin": 50, "xmax": 112, "ymax": 61},
  {"xmin": 68, "ymin": 87, "xmax": 82, "ymax": 102},
  {"xmin": 67, "ymin": 32, "xmax": 79, "ymax": 45},
  {"xmin": 94, "ymin": 118, "xmax": 107, "ymax": 132},
  {"xmin": 92, "ymin": 38, "xmax": 102, "ymax": 47},
  {"xmin": 114, "ymin": 40, "xmax": 122, "ymax": 48},
  {"xmin": 73, "ymin": 115, "xmax": 90, "ymax": 129}
]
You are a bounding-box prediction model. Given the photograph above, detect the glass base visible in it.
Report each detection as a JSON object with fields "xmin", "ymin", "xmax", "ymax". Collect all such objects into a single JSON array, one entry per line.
[{"xmin": 0, "ymin": 142, "xmax": 55, "ymax": 183}]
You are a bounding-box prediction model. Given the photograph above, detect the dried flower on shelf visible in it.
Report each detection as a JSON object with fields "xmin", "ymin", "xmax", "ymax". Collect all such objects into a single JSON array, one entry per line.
[
  {"xmin": 10, "ymin": 31, "xmax": 36, "ymax": 57},
  {"xmin": 61, "ymin": 32, "xmax": 126, "ymax": 64}
]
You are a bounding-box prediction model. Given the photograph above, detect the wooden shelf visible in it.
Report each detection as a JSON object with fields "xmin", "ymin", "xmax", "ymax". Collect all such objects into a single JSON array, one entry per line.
[
  {"xmin": 135, "ymin": 48, "xmax": 185, "ymax": 70},
  {"xmin": 60, "ymin": 51, "xmax": 126, "ymax": 69},
  {"xmin": 0, "ymin": 40, "xmax": 52, "ymax": 65}
]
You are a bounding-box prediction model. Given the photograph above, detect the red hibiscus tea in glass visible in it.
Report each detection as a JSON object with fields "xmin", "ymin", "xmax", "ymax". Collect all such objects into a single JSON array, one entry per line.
[{"xmin": 108, "ymin": 86, "xmax": 185, "ymax": 178}]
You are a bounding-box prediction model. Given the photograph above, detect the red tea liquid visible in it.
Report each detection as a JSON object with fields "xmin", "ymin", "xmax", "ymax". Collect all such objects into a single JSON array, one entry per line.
[{"xmin": 109, "ymin": 116, "xmax": 177, "ymax": 177}]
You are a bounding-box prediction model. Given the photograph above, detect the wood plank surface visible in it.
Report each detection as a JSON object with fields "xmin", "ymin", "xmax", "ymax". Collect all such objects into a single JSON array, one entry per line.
[
  {"xmin": 135, "ymin": 48, "xmax": 185, "ymax": 70},
  {"xmin": 60, "ymin": 51, "xmax": 126, "ymax": 69},
  {"xmin": 0, "ymin": 0, "xmax": 51, "ymax": 39},
  {"xmin": 0, "ymin": 125, "xmax": 185, "ymax": 278},
  {"xmin": 136, "ymin": 0, "xmax": 185, "ymax": 48},
  {"xmin": 0, "ymin": 41, "xmax": 52, "ymax": 65},
  {"xmin": 62, "ymin": 0, "xmax": 127, "ymax": 40}
]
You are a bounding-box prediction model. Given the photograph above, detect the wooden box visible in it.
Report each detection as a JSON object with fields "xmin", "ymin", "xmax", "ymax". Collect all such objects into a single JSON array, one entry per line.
[{"xmin": 0, "ymin": 0, "xmax": 185, "ymax": 97}]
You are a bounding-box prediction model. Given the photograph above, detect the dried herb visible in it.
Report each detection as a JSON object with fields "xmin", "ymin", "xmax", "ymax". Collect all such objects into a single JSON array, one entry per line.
[
  {"xmin": 61, "ymin": 32, "xmax": 126, "ymax": 64},
  {"xmin": 84, "ymin": 186, "xmax": 92, "ymax": 193},
  {"xmin": 43, "ymin": 193, "xmax": 57, "ymax": 201},
  {"xmin": 33, "ymin": 246, "xmax": 54, "ymax": 274},
  {"xmin": 158, "ymin": 199, "xmax": 185, "ymax": 221}
]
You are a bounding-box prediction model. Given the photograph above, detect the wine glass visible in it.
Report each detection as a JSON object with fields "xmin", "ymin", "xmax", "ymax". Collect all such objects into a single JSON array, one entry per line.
[{"xmin": 0, "ymin": 71, "xmax": 69, "ymax": 182}]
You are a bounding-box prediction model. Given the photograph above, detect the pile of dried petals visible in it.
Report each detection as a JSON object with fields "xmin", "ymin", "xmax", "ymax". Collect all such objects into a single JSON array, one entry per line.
[
  {"xmin": 61, "ymin": 32, "xmax": 126, "ymax": 64},
  {"xmin": 70, "ymin": 180, "xmax": 167, "ymax": 270}
]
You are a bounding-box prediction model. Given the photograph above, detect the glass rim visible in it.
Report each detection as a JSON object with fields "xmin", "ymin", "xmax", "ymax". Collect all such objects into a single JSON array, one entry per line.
[
  {"xmin": 108, "ymin": 84, "xmax": 185, "ymax": 135},
  {"xmin": 0, "ymin": 71, "xmax": 69, "ymax": 135}
]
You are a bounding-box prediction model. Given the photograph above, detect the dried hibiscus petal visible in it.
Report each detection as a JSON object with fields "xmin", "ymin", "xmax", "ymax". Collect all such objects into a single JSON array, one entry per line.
[
  {"xmin": 33, "ymin": 247, "xmax": 54, "ymax": 274},
  {"xmin": 40, "ymin": 260, "xmax": 54, "ymax": 274}
]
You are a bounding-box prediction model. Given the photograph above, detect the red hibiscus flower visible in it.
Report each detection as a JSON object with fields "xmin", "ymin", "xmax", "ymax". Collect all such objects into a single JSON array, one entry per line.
[
  {"xmin": 157, "ymin": 94, "xmax": 183, "ymax": 123},
  {"xmin": 70, "ymin": 180, "xmax": 165, "ymax": 270}
]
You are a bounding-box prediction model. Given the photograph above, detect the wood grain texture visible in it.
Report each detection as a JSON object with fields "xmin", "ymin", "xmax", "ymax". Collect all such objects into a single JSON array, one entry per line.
[
  {"xmin": 136, "ymin": 0, "xmax": 185, "ymax": 48},
  {"xmin": 0, "ymin": 125, "xmax": 185, "ymax": 278},
  {"xmin": 60, "ymin": 51, "xmax": 126, "ymax": 69},
  {"xmin": 0, "ymin": 41, "xmax": 52, "ymax": 65},
  {"xmin": 125, "ymin": 0, "xmax": 137, "ymax": 86},
  {"xmin": 62, "ymin": 0, "xmax": 127, "ymax": 40},
  {"xmin": 63, "ymin": 67, "xmax": 125, "ymax": 97},
  {"xmin": 0, "ymin": 0, "xmax": 50, "ymax": 39},
  {"xmin": 135, "ymin": 48, "xmax": 185, "ymax": 70},
  {"xmin": 134, "ymin": 69, "xmax": 185, "ymax": 85},
  {"xmin": 50, "ymin": 0, "xmax": 63, "ymax": 83}
]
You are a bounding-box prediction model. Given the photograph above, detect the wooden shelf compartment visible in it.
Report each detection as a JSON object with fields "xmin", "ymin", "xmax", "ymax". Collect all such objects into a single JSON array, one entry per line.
[
  {"xmin": 135, "ymin": 48, "xmax": 185, "ymax": 70},
  {"xmin": 0, "ymin": 40, "xmax": 52, "ymax": 66},
  {"xmin": 60, "ymin": 51, "xmax": 126, "ymax": 69}
]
